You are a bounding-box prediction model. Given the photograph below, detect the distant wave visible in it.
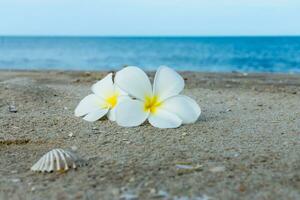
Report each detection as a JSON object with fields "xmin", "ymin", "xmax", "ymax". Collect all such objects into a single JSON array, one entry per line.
[{"xmin": 0, "ymin": 36, "xmax": 299, "ymax": 72}]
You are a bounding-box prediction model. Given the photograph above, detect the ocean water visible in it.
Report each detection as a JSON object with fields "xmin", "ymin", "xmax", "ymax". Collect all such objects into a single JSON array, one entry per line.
[{"xmin": 0, "ymin": 36, "xmax": 300, "ymax": 72}]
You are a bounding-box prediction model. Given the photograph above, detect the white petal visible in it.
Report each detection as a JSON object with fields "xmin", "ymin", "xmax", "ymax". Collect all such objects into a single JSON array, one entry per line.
[
  {"xmin": 75, "ymin": 94, "xmax": 105, "ymax": 117},
  {"xmin": 82, "ymin": 108, "xmax": 108, "ymax": 122},
  {"xmin": 108, "ymin": 95, "xmax": 131, "ymax": 121},
  {"xmin": 92, "ymin": 73, "xmax": 114, "ymax": 98},
  {"xmin": 116, "ymin": 99, "xmax": 149, "ymax": 127},
  {"xmin": 115, "ymin": 66, "xmax": 152, "ymax": 100},
  {"xmin": 107, "ymin": 108, "xmax": 116, "ymax": 121},
  {"xmin": 148, "ymin": 109, "xmax": 182, "ymax": 128},
  {"xmin": 163, "ymin": 95, "xmax": 201, "ymax": 124},
  {"xmin": 114, "ymin": 84, "xmax": 128, "ymax": 96},
  {"xmin": 153, "ymin": 66, "xmax": 184, "ymax": 101}
]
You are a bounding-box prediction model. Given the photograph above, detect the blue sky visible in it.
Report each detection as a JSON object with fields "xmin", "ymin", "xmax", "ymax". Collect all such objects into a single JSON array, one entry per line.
[{"xmin": 0, "ymin": 0, "xmax": 299, "ymax": 36}]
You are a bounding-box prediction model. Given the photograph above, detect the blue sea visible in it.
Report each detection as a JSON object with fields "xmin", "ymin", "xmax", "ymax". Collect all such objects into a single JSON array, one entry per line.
[{"xmin": 0, "ymin": 36, "xmax": 300, "ymax": 73}]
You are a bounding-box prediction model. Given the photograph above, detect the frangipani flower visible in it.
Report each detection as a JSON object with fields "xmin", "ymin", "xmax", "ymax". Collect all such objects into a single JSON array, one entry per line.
[
  {"xmin": 115, "ymin": 66, "xmax": 201, "ymax": 128},
  {"xmin": 75, "ymin": 73, "xmax": 128, "ymax": 122}
]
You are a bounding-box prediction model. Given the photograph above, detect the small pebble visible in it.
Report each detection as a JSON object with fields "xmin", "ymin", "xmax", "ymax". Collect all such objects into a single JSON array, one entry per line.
[
  {"xmin": 155, "ymin": 190, "xmax": 169, "ymax": 198},
  {"xmin": 238, "ymin": 184, "xmax": 246, "ymax": 192},
  {"xmin": 175, "ymin": 162, "xmax": 202, "ymax": 175},
  {"xmin": 149, "ymin": 188, "xmax": 156, "ymax": 194},
  {"xmin": 182, "ymin": 132, "xmax": 188, "ymax": 136},
  {"xmin": 9, "ymin": 105, "xmax": 18, "ymax": 113},
  {"xmin": 71, "ymin": 145, "xmax": 78, "ymax": 151},
  {"xmin": 224, "ymin": 152, "xmax": 240, "ymax": 158},
  {"xmin": 233, "ymin": 153, "xmax": 240, "ymax": 157},
  {"xmin": 129, "ymin": 177, "xmax": 135, "ymax": 182},
  {"xmin": 220, "ymin": 108, "xmax": 232, "ymax": 113},
  {"xmin": 151, "ymin": 189, "xmax": 169, "ymax": 198},
  {"xmin": 68, "ymin": 132, "xmax": 74, "ymax": 137},
  {"xmin": 11, "ymin": 178, "xmax": 21, "ymax": 183},
  {"xmin": 209, "ymin": 166, "xmax": 225, "ymax": 173},
  {"xmin": 176, "ymin": 164, "xmax": 194, "ymax": 170}
]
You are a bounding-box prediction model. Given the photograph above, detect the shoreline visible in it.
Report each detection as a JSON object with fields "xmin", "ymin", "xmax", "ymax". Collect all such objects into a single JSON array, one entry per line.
[{"xmin": 0, "ymin": 70, "xmax": 299, "ymax": 199}]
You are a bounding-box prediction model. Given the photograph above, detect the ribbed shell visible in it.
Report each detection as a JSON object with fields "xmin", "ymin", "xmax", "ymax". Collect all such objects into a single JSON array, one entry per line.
[{"xmin": 31, "ymin": 148, "xmax": 80, "ymax": 172}]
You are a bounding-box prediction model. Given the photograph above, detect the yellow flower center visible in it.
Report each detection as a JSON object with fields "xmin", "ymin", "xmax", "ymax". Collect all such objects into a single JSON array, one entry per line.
[
  {"xmin": 144, "ymin": 95, "xmax": 163, "ymax": 114},
  {"xmin": 104, "ymin": 93, "xmax": 119, "ymax": 108}
]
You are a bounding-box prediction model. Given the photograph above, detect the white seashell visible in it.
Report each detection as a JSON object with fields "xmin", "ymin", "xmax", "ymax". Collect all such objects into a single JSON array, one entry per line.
[{"xmin": 31, "ymin": 148, "xmax": 81, "ymax": 172}]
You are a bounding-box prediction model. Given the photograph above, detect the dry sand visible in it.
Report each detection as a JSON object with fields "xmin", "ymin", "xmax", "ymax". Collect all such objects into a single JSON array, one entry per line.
[{"xmin": 0, "ymin": 70, "xmax": 299, "ymax": 200}]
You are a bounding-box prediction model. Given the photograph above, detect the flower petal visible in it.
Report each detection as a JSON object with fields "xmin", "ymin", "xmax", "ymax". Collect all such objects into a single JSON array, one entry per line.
[
  {"xmin": 163, "ymin": 95, "xmax": 201, "ymax": 124},
  {"xmin": 153, "ymin": 66, "xmax": 184, "ymax": 101},
  {"xmin": 107, "ymin": 108, "xmax": 116, "ymax": 121},
  {"xmin": 75, "ymin": 94, "xmax": 105, "ymax": 117},
  {"xmin": 114, "ymin": 84, "xmax": 128, "ymax": 96},
  {"xmin": 116, "ymin": 99, "xmax": 149, "ymax": 127},
  {"xmin": 148, "ymin": 109, "xmax": 182, "ymax": 128},
  {"xmin": 83, "ymin": 108, "xmax": 108, "ymax": 122},
  {"xmin": 92, "ymin": 73, "xmax": 114, "ymax": 98},
  {"xmin": 115, "ymin": 66, "xmax": 152, "ymax": 100},
  {"xmin": 107, "ymin": 95, "xmax": 131, "ymax": 121}
]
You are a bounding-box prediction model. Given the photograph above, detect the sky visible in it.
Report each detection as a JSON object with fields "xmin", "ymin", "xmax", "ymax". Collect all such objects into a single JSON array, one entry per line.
[{"xmin": 0, "ymin": 0, "xmax": 299, "ymax": 36}]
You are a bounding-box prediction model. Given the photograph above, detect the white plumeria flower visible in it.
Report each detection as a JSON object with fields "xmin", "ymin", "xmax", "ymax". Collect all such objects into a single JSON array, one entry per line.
[
  {"xmin": 115, "ymin": 66, "xmax": 201, "ymax": 128},
  {"xmin": 75, "ymin": 73, "xmax": 128, "ymax": 122}
]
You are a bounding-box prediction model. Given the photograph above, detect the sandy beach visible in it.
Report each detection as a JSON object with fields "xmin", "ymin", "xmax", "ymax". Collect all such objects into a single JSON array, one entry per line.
[{"xmin": 0, "ymin": 70, "xmax": 299, "ymax": 200}]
